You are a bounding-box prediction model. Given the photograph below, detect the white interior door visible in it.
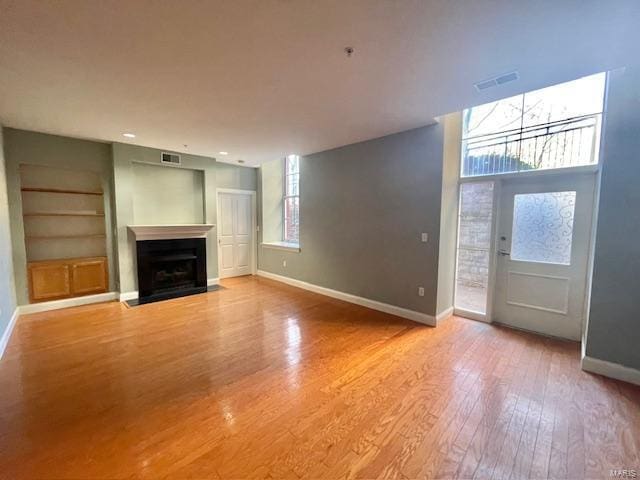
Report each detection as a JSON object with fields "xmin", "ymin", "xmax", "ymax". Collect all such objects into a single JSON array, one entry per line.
[
  {"xmin": 493, "ymin": 173, "xmax": 596, "ymax": 340},
  {"xmin": 217, "ymin": 192, "xmax": 254, "ymax": 279}
]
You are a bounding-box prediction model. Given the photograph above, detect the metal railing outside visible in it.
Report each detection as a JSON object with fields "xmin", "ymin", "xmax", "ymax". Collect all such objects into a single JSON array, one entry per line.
[{"xmin": 462, "ymin": 114, "xmax": 600, "ymax": 177}]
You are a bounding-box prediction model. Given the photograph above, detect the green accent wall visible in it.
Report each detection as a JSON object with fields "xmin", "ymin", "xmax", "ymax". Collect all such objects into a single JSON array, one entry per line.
[
  {"xmin": 112, "ymin": 143, "xmax": 257, "ymax": 293},
  {"xmin": 3, "ymin": 128, "xmax": 115, "ymax": 305},
  {"xmin": 0, "ymin": 127, "xmax": 17, "ymax": 340}
]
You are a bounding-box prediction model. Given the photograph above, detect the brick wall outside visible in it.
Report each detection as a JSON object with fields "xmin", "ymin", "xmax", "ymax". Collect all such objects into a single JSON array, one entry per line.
[{"xmin": 457, "ymin": 182, "xmax": 493, "ymax": 288}]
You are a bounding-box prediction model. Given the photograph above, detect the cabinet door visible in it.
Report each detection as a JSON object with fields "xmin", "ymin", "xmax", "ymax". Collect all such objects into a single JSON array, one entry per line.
[
  {"xmin": 29, "ymin": 263, "xmax": 71, "ymax": 302},
  {"xmin": 71, "ymin": 259, "xmax": 107, "ymax": 295}
]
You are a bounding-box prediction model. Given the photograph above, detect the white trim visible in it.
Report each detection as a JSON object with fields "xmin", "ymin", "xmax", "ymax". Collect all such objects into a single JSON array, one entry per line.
[
  {"xmin": 18, "ymin": 292, "xmax": 118, "ymax": 315},
  {"xmin": 216, "ymin": 188, "xmax": 258, "ymax": 277},
  {"xmin": 582, "ymin": 355, "xmax": 640, "ymax": 386},
  {"xmin": 207, "ymin": 277, "xmax": 220, "ymax": 286},
  {"xmin": 119, "ymin": 291, "xmax": 138, "ymax": 301},
  {"xmin": 257, "ymin": 270, "xmax": 436, "ymax": 326},
  {"xmin": 505, "ymin": 270, "xmax": 570, "ymax": 315},
  {"xmin": 0, "ymin": 308, "xmax": 20, "ymax": 360},
  {"xmin": 485, "ymin": 179, "xmax": 500, "ymax": 322},
  {"xmin": 452, "ymin": 180, "xmax": 497, "ymax": 322},
  {"xmin": 436, "ymin": 306, "xmax": 454, "ymax": 324},
  {"xmin": 127, "ymin": 224, "xmax": 215, "ymax": 241},
  {"xmin": 216, "ymin": 188, "xmax": 256, "ymax": 196},
  {"xmin": 261, "ymin": 241, "xmax": 301, "ymax": 253},
  {"xmin": 454, "ymin": 307, "xmax": 489, "ymax": 323},
  {"xmin": 458, "ymin": 164, "xmax": 599, "ymax": 184}
]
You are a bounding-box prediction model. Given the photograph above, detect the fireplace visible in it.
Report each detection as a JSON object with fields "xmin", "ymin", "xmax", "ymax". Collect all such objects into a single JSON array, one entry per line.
[{"xmin": 135, "ymin": 238, "xmax": 207, "ymax": 304}]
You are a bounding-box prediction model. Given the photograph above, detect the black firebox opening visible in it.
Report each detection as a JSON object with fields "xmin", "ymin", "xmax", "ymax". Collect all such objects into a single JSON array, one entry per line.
[{"xmin": 136, "ymin": 238, "xmax": 207, "ymax": 304}]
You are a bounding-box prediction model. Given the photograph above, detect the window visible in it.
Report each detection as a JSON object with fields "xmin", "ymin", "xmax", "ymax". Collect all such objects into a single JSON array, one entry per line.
[
  {"xmin": 283, "ymin": 155, "xmax": 300, "ymax": 244},
  {"xmin": 455, "ymin": 181, "xmax": 494, "ymax": 314},
  {"xmin": 511, "ymin": 191, "xmax": 576, "ymax": 265},
  {"xmin": 461, "ymin": 73, "xmax": 606, "ymax": 177}
]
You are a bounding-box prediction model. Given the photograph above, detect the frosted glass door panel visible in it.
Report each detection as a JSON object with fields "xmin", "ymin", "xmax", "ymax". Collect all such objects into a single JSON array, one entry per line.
[{"xmin": 511, "ymin": 191, "xmax": 576, "ymax": 265}]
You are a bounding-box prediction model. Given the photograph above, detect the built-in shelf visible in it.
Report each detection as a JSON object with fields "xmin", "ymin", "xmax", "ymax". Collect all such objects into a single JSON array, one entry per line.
[
  {"xmin": 20, "ymin": 165, "xmax": 109, "ymax": 301},
  {"xmin": 23, "ymin": 212, "xmax": 105, "ymax": 217},
  {"xmin": 21, "ymin": 187, "xmax": 103, "ymax": 196},
  {"xmin": 26, "ymin": 234, "xmax": 106, "ymax": 240}
]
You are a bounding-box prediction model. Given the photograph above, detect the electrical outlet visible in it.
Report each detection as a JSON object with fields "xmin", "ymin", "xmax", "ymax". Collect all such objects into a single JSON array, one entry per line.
[
  {"xmin": 283, "ymin": 260, "xmax": 287, "ymax": 268},
  {"xmin": 421, "ymin": 233, "xmax": 429, "ymax": 243},
  {"xmin": 418, "ymin": 287, "xmax": 424, "ymax": 297}
]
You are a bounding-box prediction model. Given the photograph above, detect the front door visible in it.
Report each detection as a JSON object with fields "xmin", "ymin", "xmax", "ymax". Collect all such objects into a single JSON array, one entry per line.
[
  {"xmin": 493, "ymin": 173, "xmax": 596, "ymax": 340},
  {"xmin": 217, "ymin": 192, "xmax": 254, "ymax": 278}
]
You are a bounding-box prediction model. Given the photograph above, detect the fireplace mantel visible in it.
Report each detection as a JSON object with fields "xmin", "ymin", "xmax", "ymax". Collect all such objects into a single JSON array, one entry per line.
[{"xmin": 128, "ymin": 224, "xmax": 215, "ymax": 241}]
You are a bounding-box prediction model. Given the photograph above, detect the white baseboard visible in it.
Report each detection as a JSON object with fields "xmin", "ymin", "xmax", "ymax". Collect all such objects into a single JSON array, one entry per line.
[
  {"xmin": 0, "ymin": 308, "xmax": 19, "ymax": 360},
  {"xmin": 454, "ymin": 308, "xmax": 489, "ymax": 323},
  {"xmin": 436, "ymin": 306, "xmax": 454, "ymax": 324},
  {"xmin": 119, "ymin": 291, "xmax": 138, "ymax": 301},
  {"xmin": 18, "ymin": 292, "xmax": 119, "ymax": 315},
  {"xmin": 207, "ymin": 277, "xmax": 220, "ymax": 286},
  {"xmin": 257, "ymin": 270, "xmax": 436, "ymax": 326},
  {"xmin": 582, "ymin": 355, "xmax": 640, "ymax": 386}
]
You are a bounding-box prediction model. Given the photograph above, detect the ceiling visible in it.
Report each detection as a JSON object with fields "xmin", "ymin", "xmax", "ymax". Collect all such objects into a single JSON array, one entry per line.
[{"xmin": 0, "ymin": 0, "xmax": 637, "ymax": 166}]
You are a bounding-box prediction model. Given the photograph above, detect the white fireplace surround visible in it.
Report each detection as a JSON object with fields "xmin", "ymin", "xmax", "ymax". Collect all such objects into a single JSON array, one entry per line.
[{"xmin": 128, "ymin": 224, "xmax": 215, "ymax": 241}]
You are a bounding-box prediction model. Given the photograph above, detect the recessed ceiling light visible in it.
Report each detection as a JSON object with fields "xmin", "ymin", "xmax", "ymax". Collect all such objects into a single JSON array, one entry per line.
[
  {"xmin": 122, "ymin": 133, "xmax": 136, "ymax": 138},
  {"xmin": 219, "ymin": 151, "xmax": 228, "ymax": 155}
]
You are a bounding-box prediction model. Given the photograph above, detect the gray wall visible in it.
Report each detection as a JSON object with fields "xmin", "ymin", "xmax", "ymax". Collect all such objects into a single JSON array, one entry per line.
[
  {"xmin": 259, "ymin": 125, "xmax": 444, "ymax": 316},
  {"xmin": 585, "ymin": 65, "xmax": 640, "ymax": 370},
  {"xmin": 0, "ymin": 127, "xmax": 17, "ymax": 338},
  {"xmin": 3, "ymin": 129, "xmax": 115, "ymax": 305}
]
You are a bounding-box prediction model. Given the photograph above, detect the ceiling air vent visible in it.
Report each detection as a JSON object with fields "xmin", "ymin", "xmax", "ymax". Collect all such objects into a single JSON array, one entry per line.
[
  {"xmin": 474, "ymin": 70, "xmax": 519, "ymax": 92},
  {"xmin": 161, "ymin": 152, "xmax": 181, "ymax": 165}
]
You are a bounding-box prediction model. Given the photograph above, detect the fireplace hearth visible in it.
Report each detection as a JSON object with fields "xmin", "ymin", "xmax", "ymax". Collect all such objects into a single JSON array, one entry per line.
[{"xmin": 135, "ymin": 238, "xmax": 207, "ymax": 304}]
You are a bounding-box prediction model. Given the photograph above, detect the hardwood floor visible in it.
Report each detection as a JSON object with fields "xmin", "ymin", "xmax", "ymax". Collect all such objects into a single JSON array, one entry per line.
[{"xmin": 0, "ymin": 275, "xmax": 638, "ymax": 479}]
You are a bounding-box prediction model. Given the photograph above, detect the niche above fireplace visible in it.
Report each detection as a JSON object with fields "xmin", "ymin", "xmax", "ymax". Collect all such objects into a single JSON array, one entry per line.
[{"xmin": 128, "ymin": 224, "xmax": 214, "ymax": 304}]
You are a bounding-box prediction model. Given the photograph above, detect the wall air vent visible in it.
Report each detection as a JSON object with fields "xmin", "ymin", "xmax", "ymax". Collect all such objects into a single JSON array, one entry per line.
[
  {"xmin": 161, "ymin": 152, "xmax": 181, "ymax": 165},
  {"xmin": 474, "ymin": 70, "xmax": 519, "ymax": 92}
]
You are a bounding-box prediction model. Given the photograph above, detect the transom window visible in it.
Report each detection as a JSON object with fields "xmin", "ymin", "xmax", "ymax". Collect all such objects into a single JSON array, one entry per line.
[
  {"xmin": 462, "ymin": 73, "xmax": 606, "ymax": 177},
  {"xmin": 283, "ymin": 155, "xmax": 300, "ymax": 244}
]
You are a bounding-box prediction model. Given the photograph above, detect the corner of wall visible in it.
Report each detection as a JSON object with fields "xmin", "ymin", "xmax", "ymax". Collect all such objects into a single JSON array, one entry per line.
[
  {"xmin": 0, "ymin": 125, "xmax": 19, "ymax": 354},
  {"xmin": 436, "ymin": 112, "xmax": 462, "ymax": 316}
]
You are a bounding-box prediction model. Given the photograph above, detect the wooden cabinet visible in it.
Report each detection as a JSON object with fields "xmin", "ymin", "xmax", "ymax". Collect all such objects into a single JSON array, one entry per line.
[
  {"xmin": 28, "ymin": 262, "xmax": 71, "ymax": 301},
  {"xmin": 71, "ymin": 259, "xmax": 108, "ymax": 295},
  {"xmin": 28, "ymin": 257, "xmax": 108, "ymax": 303}
]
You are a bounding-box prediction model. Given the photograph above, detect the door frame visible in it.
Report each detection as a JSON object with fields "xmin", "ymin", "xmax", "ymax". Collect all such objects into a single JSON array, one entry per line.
[
  {"xmin": 490, "ymin": 171, "xmax": 597, "ymax": 340},
  {"xmin": 454, "ymin": 165, "xmax": 600, "ymax": 332},
  {"xmin": 215, "ymin": 188, "xmax": 258, "ymax": 277},
  {"xmin": 453, "ymin": 179, "xmax": 500, "ymax": 323}
]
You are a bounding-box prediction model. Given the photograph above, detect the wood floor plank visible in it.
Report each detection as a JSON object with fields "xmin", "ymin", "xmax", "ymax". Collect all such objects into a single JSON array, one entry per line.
[{"xmin": 0, "ymin": 276, "xmax": 637, "ymax": 479}]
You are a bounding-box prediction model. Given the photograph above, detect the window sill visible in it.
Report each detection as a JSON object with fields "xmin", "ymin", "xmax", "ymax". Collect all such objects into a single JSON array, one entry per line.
[{"xmin": 261, "ymin": 241, "xmax": 301, "ymax": 253}]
